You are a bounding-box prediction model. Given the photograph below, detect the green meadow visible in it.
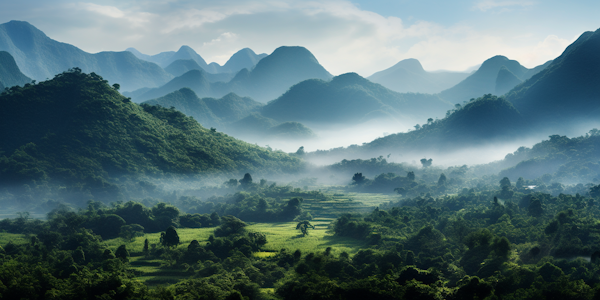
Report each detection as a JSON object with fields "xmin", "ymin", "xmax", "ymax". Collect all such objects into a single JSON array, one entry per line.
[{"xmin": 94, "ymin": 218, "xmax": 367, "ymax": 286}]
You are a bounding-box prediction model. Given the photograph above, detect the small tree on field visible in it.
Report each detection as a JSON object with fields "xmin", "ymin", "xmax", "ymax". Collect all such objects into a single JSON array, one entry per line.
[
  {"xmin": 161, "ymin": 226, "xmax": 180, "ymax": 249},
  {"xmin": 296, "ymin": 221, "xmax": 315, "ymax": 237}
]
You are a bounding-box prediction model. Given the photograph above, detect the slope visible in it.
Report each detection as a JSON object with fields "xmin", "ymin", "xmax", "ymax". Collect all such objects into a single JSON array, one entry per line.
[
  {"xmin": 261, "ymin": 72, "xmax": 452, "ymax": 125},
  {"xmin": 226, "ymin": 46, "xmax": 333, "ymax": 102},
  {"xmin": 506, "ymin": 27, "xmax": 600, "ymax": 124},
  {"xmin": 0, "ymin": 20, "xmax": 172, "ymax": 91},
  {"xmin": 0, "ymin": 51, "xmax": 31, "ymax": 88},
  {"xmin": 439, "ymin": 55, "xmax": 548, "ymax": 104},
  {"xmin": 368, "ymin": 58, "xmax": 470, "ymax": 94},
  {"xmin": 142, "ymin": 88, "xmax": 263, "ymax": 128},
  {"xmin": 0, "ymin": 69, "xmax": 302, "ymax": 192}
]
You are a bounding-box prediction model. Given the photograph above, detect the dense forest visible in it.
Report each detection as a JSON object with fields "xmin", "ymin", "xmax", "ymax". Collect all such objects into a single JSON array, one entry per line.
[{"xmin": 1, "ymin": 168, "xmax": 600, "ymax": 299}]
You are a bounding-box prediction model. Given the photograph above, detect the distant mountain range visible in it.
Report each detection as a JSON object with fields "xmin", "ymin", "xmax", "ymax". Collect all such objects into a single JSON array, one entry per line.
[
  {"xmin": 368, "ymin": 58, "xmax": 471, "ymax": 94},
  {"xmin": 307, "ymin": 27, "xmax": 600, "ymax": 158},
  {"xmin": 438, "ymin": 55, "xmax": 552, "ymax": 104},
  {"xmin": 128, "ymin": 46, "xmax": 267, "ymax": 74},
  {"xmin": 127, "ymin": 46, "xmax": 333, "ymax": 103},
  {"xmin": 0, "ymin": 51, "xmax": 31, "ymax": 90},
  {"xmin": 143, "ymin": 88, "xmax": 316, "ymax": 140},
  {"xmin": 0, "ymin": 20, "xmax": 173, "ymax": 91},
  {"xmin": 261, "ymin": 72, "xmax": 452, "ymax": 125}
]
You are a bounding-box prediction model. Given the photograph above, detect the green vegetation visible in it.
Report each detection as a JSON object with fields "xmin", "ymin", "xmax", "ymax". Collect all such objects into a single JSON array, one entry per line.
[{"xmin": 0, "ymin": 68, "xmax": 302, "ymax": 207}]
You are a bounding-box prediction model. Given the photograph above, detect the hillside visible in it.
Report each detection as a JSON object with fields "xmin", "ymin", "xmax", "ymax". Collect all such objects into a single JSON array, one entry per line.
[
  {"xmin": 143, "ymin": 88, "xmax": 263, "ymax": 128},
  {"xmin": 261, "ymin": 72, "xmax": 452, "ymax": 125},
  {"xmin": 0, "ymin": 20, "xmax": 172, "ymax": 91},
  {"xmin": 496, "ymin": 130, "xmax": 600, "ymax": 183},
  {"xmin": 439, "ymin": 55, "xmax": 549, "ymax": 104},
  {"xmin": 0, "ymin": 51, "xmax": 31, "ymax": 89},
  {"xmin": 227, "ymin": 113, "xmax": 316, "ymax": 140},
  {"xmin": 129, "ymin": 46, "xmax": 333, "ymax": 102},
  {"xmin": 368, "ymin": 58, "xmax": 470, "ymax": 94},
  {"xmin": 0, "ymin": 69, "xmax": 302, "ymax": 200},
  {"xmin": 506, "ymin": 27, "xmax": 600, "ymax": 124},
  {"xmin": 144, "ymin": 88, "xmax": 315, "ymax": 140}
]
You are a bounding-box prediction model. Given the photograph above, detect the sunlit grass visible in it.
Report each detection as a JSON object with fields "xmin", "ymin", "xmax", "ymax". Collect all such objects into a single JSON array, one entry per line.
[
  {"xmin": 0, "ymin": 232, "xmax": 30, "ymax": 246},
  {"xmin": 247, "ymin": 220, "xmax": 367, "ymax": 256}
]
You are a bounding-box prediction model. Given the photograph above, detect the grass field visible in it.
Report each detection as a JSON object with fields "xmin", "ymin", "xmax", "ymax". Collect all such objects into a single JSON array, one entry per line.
[
  {"xmin": 97, "ymin": 219, "xmax": 367, "ymax": 286},
  {"xmin": 0, "ymin": 232, "xmax": 31, "ymax": 246},
  {"xmin": 1, "ymin": 191, "xmax": 382, "ymax": 288},
  {"xmin": 247, "ymin": 219, "xmax": 367, "ymax": 256}
]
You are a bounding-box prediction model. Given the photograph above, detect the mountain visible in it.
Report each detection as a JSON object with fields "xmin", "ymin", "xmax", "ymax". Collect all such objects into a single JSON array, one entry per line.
[
  {"xmin": 303, "ymin": 93, "xmax": 526, "ymax": 163},
  {"xmin": 142, "ymin": 88, "xmax": 263, "ymax": 128},
  {"xmin": 129, "ymin": 69, "xmax": 212, "ymax": 102},
  {"xmin": 221, "ymin": 48, "xmax": 267, "ymax": 73},
  {"xmin": 227, "ymin": 113, "xmax": 316, "ymax": 140},
  {"xmin": 164, "ymin": 59, "xmax": 234, "ymax": 82},
  {"xmin": 261, "ymin": 72, "xmax": 452, "ymax": 125},
  {"xmin": 495, "ymin": 66, "xmax": 523, "ymax": 95},
  {"xmin": 506, "ymin": 28, "xmax": 600, "ymax": 124},
  {"xmin": 228, "ymin": 46, "xmax": 333, "ymax": 102},
  {"xmin": 128, "ymin": 47, "xmax": 267, "ymax": 74},
  {"xmin": 0, "ymin": 20, "xmax": 172, "ymax": 91},
  {"xmin": 129, "ymin": 46, "xmax": 333, "ymax": 103},
  {"xmin": 368, "ymin": 58, "xmax": 471, "ymax": 94},
  {"xmin": 143, "ymin": 88, "xmax": 314, "ymax": 140},
  {"xmin": 439, "ymin": 55, "xmax": 550, "ymax": 104},
  {"xmin": 0, "ymin": 69, "xmax": 302, "ymax": 201},
  {"xmin": 0, "ymin": 51, "xmax": 31, "ymax": 89}
]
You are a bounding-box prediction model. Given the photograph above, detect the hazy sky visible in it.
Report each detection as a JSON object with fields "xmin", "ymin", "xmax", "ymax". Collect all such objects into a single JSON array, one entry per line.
[{"xmin": 2, "ymin": 0, "xmax": 598, "ymax": 76}]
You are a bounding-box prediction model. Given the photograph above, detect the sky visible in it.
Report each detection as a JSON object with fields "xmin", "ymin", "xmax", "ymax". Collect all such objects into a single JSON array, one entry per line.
[{"xmin": 2, "ymin": 0, "xmax": 599, "ymax": 76}]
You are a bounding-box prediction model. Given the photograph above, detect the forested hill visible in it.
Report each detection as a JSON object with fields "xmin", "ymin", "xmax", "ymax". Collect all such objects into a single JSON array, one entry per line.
[
  {"xmin": 143, "ymin": 88, "xmax": 264, "ymax": 129},
  {"xmin": 0, "ymin": 51, "xmax": 31, "ymax": 89},
  {"xmin": 506, "ymin": 27, "xmax": 600, "ymax": 124},
  {"xmin": 365, "ymin": 94, "xmax": 523, "ymax": 150},
  {"xmin": 0, "ymin": 69, "xmax": 302, "ymax": 188}
]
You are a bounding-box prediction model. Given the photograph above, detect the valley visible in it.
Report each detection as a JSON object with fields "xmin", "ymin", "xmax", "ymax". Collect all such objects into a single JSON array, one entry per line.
[{"xmin": 1, "ymin": 15, "xmax": 600, "ymax": 300}]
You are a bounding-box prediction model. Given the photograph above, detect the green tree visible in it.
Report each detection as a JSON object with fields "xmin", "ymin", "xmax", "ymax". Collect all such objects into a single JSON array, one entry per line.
[
  {"xmin": 161, "ymin": 226, "xmax": 180, "ymax": 248},
  {"xmin": 528, "ymin": 198, "xmax": 544, "ymax": 217},
  {"xmin": 239, "ymin": 173, "xmax": 253, "ymax": 188},
  {"xmin": 352, "ymin": 173, "xmax": 366, "ymax": 185},
  {"xmin": 438, "ymin": 173, "xmax": 447, "ymax": 186},
  {"xmin": 420, "ymin": 158, "xmax": 432, "ymax": 167},
  {"xmin": 500, "ymin": 177, "xmax": 511, "ymax": 188},
  {"xmin": 143, "ymin": 238, "xmax": 150, "ymax": 257},
  {"xmin": 115, "ymin": 244, "xmax": 129, "ymax": 260},
  {"xmin": 296, "ymin": 221, "xmax": 315, "ymax": 237}
]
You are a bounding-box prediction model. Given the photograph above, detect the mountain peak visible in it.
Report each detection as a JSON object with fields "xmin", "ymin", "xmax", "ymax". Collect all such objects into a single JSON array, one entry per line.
[
  {"xmin": 393, "ymin": 58, "xmax": 425, "ymax": 73},
  {"xmin": 268, "ymin": 46, "xmax": 320, "ymax": 64}
]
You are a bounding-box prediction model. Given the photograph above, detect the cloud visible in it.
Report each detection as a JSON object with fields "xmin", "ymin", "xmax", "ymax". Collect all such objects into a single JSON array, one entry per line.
[
  {"xmin": 473, "ymin": 0, "xmax": 536, "ymax": 12},
  {"xmin": 0, "ymin": 0, "xmax": 574, "ymax": 75}
]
